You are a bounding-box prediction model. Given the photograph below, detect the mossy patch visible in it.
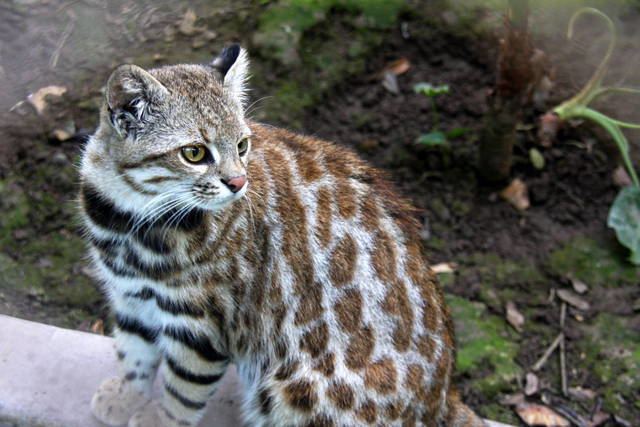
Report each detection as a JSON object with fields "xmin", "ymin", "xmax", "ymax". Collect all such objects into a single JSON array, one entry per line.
[
  {"xmin": 548, "ymin": 236, "xmax": 640, "ymax": 287},
  {"xmin": 578, "ymin": 313, "xmax": 640, "ymax": 417},
  {"xmin": 446, "ymin": 294, "xmax": 522, "ymax": 398}
]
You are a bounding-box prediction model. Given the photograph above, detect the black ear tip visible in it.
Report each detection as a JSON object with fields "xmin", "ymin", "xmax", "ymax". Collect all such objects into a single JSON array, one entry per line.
[{"xmin": 213, "ymin": 44, "xmax": 242, "ymax": 76}]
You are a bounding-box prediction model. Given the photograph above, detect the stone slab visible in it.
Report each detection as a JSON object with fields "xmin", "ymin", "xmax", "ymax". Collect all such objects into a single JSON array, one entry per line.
[{"xmin": 0, "ymin": 315, "xmax": 511, "ymax": 427}]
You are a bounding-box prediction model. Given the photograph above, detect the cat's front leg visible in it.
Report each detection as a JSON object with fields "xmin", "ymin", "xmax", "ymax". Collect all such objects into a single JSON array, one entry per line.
[
  {"xmin": 91, "ymin": 311, "xmax": 162, "ymax": 426},
  {"xmin": 129, "ymin": 329, "xmax": 229, "ymax": 427}
]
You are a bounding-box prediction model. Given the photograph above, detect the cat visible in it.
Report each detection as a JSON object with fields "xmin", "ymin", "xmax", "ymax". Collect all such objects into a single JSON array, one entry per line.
[{"xmin": 80, "ymin": 44, "xmax": 485, "ymax": 427}]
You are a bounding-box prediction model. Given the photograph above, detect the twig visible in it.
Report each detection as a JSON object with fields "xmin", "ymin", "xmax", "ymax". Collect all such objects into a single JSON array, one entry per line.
[
  {"xmin": 50, "ymin": 18, "xmax": 75, "ymax": 69},
  {"xmin": 532, "ymin": 332, "xmax": 563, "ymax": 371},
  {"xmin": 559, "ymin": 302, "xmax": 568, "ymax": 396}
]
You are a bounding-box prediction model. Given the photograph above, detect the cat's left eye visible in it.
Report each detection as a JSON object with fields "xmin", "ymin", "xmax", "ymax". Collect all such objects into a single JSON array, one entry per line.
[
  {"xmin": 238, "ymin": 138, "xmax": 250, "ymax": 156},
  {"xmin": 181, "ymin": 145, "xmax": 208, "ymax": 163}
]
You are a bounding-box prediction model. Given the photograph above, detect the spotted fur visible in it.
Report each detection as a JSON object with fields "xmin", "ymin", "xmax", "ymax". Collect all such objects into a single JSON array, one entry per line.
[{"xmin": 81, "ymin": 45, "xmax": 484, "ymax": 427}]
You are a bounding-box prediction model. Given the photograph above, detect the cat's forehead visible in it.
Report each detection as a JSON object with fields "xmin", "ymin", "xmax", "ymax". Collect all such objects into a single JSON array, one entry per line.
[{"xmin": 150, "ymin": 64, "xmax": 244, "ymax": 133}]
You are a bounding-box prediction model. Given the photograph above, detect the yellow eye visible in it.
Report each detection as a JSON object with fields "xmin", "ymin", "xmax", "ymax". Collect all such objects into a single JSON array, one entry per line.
[
  {"xmin": 238, "ymin": 138, "xmax": 250, "ymax": 156},
  {"xmin": 181, "ymin": 145, "xmax": 207, "ymax": 163}
]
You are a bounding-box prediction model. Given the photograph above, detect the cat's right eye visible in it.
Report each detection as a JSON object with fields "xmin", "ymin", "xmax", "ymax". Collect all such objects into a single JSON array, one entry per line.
[{"xmin": 181, "ymin": 145, "xmax": 208, "ymax": 164}]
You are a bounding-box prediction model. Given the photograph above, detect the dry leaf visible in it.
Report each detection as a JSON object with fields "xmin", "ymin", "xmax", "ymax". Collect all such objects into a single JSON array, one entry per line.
[
  {"xmin": 90, "ymin": 319, "xmax": 105, "ymax": 335},
  {"xmin": 500, "ymin": 178, "xmax": 530, "ymax": 210},
  {"xmin": 612, "ymin": 166, "xmax": 632, "ymax": 188},
  {"xmin": 382, "ymin": 58, "xmax": 411, "ymax": 76},
  {"xmin": 516, "ymin": 403, "xmax": 570, "ymax": 427},
  {"xmin": 28, "ymin": 85, "xmax": 67, "ymax": 115},
  {"xmin": 568, "ymin": 386, "xmax": 596, "ymax": 401},
  {"xmin": 178, "ymin": 8, "xmax": 198, "ymax": 36},
  {"xmin": 51, "ymin": 129, "xmax": 72, "ymax": 141},
  {"xmin": 557, "ymin": 289, "xmax": 590, "ymax": 311},
  {"xmin": 499, "ymin": 392, "xmax": 525, "ymax": 406},
  {"xmin": 506, "ymin": 301, "xmax": 525, "ymax": 332},
  {"xmin": 524, "ymin": 372, "xmax": 539, "ymax": 396},
  {"xmin": 381, "ymin": 71, "xmax": 399, "ymax": 94},
  {"xmin": 431, "ymin": 263, "xmax": 456, "ymax": 274},
  {"xmin": 588, "ymin": 412, "xmax": 610, "ymax": 427},
  {"xmin": 569, "ymin": 276, "xmax": 588, "ymax": 294}
]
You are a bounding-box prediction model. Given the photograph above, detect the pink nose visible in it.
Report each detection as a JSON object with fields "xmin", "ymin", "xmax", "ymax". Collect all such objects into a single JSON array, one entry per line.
[{"xmin": 221, "ymin": 175, "xmax": 246, "ymax": 193}]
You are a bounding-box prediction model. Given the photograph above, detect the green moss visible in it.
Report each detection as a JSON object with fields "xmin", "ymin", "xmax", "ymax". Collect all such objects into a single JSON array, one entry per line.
[
  {"xmin": 548, "ymin": 236, "xmax": 640, "ymax": 287},
  {"xmin": 578, "ymin": 314, "xmax": 639, "ymax": 418},
  {"xmin": 446, "ymin": 294, "xmax": 521, "ymax": 397},
  {"xmin": 0, "ymin": 178, "xmax": 31, "ymax": 246}
]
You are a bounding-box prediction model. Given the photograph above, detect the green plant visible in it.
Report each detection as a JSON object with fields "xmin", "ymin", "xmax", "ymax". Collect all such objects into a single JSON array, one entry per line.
[
  {"xmin": 413, "ymin": 82, "xmax": 467, "ymax": 147},
  {"xmin": 549, "ymin": 7, "xmax": 640, "ymax": 264}
]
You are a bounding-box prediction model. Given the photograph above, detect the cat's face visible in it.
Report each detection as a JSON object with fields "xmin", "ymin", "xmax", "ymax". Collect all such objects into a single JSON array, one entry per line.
[{"xmin": 89, "ymin": 46, "xmax": 252, "ymax": 215}]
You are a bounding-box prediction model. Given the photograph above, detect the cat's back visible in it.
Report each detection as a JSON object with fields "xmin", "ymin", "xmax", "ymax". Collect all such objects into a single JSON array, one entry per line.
[{"xmin": 239, "ymin": 123, "xmax": 463, "ymax": 425}]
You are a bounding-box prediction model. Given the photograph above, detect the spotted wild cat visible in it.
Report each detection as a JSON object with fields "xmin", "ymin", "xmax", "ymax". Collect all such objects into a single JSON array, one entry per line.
[{"xmin": 80, "ymin": 44, "xmax": 485, "ymax": 427}]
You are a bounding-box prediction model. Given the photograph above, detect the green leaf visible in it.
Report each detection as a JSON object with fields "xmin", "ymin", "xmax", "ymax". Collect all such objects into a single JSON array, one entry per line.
[
  {"xmin": 446, "ymin": 127, "xmax": 469, "ymax": 139},
  {"xmin": 413, "ymin": 82, "xmax": 450, "ymax": 98},
  {"xmin": 529, "ymin": 148, "xmax": 545, "ymax": 170},
  {"xmin": 607, "ymin": 186, "xmax": 640, "ymax": 265},
  {"xmin": 417, "ymin": 131, "xmax": 448, "ymax": 146}
]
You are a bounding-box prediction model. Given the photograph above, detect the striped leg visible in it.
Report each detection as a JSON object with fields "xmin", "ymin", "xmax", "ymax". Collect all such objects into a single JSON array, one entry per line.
[
  {"xmin": 91, "ymin": 312, "xmax": 161, "ymax": 426},
  {"xmin": 129, "ymin": 327, "xmax": 228, "ymax": 427}
]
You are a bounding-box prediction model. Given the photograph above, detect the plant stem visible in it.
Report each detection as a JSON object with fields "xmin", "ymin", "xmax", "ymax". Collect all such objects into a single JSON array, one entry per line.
[{"xmin": 430, "ymin": 97, "xmax": 440, "ymax": 131}]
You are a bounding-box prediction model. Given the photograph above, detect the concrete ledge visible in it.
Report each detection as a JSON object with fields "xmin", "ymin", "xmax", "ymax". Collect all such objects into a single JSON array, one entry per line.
[{"xmin": 0, "ymin": 315, "xmax": 511, "ymax": 427}]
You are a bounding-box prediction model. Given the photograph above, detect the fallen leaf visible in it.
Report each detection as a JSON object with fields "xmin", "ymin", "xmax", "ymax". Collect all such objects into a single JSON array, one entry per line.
[
  {"xmin": 529, "ymin": 148, "xmax": 545, "ymax": 170},
  {"xmin": 500, "ymin": 178, "xmax": 530, "ymax": 210},
  {"xmin": 178, "ymin": 8, "xmax": 198, "ymax": 36},
  {"xmin": 381, "ymin": 58, "xmax": 410, "ymax": 76},
  {"xmin": 568, "ymin": 386, "xmax": 596, "ymax": 401},
  {"xmin": 568, "ymin": 276, "xmax": 588, "ymax": 294},
  {"xmin": 51, "ymin": 129, "xmax": 72, "ymax": 141},
  {"xmin": 506, "ymin": 301, "xmax": 525, "ymax": 332},
  {"xmin": 500, "ymin": 392, "xmax": 525, "ymax": 406},
  {"xmin": 91, "ymin": 319, "xmax": 105, "ymax": 335},
  {"xmin": 28, "ymin": 85, "xmax": 67, "ymax": 115},
  {"xmin": 557, "ymin": 289, "xmax": 590, "ymax": 311},
  {"xmin": 516, "ymin": 403, "xmax": 570, "ymax": 427},
  {"xmin": 524, "ymin": 372, "xmax": 539, "ymax": 396},
  {"xmin": 612, "ymin": 166, "xmax": 632, "ymax": 188},
  {"xmin": 587, "ymin": 412, "xmax": 610, "ymax": 427},
  {"xmin": 381, "ymin": 71, "xmax": 399, "ymax": 94},
  {"xmin": 431, "ymin": 263, "xmax": 456, "ymax": 274}
]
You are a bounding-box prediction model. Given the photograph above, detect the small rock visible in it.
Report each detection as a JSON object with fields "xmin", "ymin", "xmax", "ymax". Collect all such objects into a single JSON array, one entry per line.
[{"xmin": 153, "ymin": 53, "xmax": 166, "ymax": 62}]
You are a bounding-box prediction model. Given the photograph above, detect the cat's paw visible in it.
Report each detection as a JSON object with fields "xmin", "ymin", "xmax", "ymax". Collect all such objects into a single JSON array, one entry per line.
[
  {"xmin": 129, "ymin": 401, "xmax": 184, "ymax": 427},
  {"xmin": 91, "ymin": 377, "xmax": 150, "ymax": 426}
]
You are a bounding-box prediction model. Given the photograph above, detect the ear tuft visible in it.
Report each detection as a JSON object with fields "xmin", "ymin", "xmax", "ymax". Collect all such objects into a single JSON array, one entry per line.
[
  {"xmin": 212, "ymin": 44, "xmax": 250, "ymax": 107},
  {"xmin": 106, "ymin": 64, "xmax": 168, "ymax": 136}
]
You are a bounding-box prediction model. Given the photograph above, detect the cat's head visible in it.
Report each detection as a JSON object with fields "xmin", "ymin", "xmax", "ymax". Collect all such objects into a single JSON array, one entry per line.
[{"xmin": 89, "ymin": 44, "xmax": 251, "ymax": 214}]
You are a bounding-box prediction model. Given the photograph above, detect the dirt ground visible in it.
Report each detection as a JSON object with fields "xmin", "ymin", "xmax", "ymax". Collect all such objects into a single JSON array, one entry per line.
[{"xmin": 0, "ymin": 1, "xmax": 638, "ymax": 425}]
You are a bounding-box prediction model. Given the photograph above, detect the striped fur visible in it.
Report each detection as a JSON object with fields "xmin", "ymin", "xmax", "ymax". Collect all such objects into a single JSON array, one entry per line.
[{"xmin": 82, "ymin": 47, "xmax": 484, "ymax": 427}]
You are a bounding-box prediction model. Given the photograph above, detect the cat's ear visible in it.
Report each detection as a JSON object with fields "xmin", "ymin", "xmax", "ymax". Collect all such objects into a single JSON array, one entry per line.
[
  {"xmin": 212, "ymin": 44, "xmax": 250, "ymax": 107},
  {"xmin": 105, "ymin": 64, "xmax": 168, "ymax": 137}
]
